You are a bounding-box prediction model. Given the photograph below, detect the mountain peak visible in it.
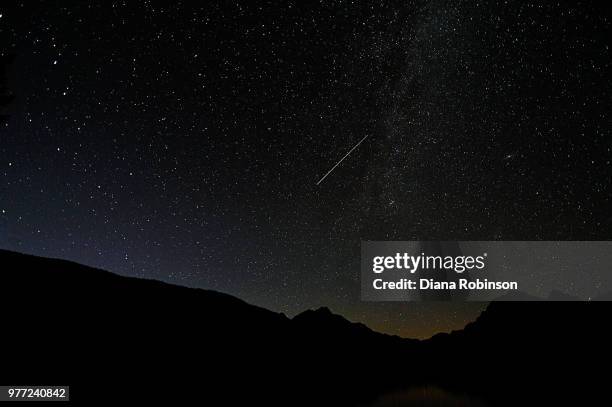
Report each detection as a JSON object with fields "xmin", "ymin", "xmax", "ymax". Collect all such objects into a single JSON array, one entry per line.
[
  {"xmin": 293, "ymin": 306, "xmax": 339, "ymax": 322},
  {"xmin": 314, "ymin": 306, "xmax": 332, "ymax": 314}
]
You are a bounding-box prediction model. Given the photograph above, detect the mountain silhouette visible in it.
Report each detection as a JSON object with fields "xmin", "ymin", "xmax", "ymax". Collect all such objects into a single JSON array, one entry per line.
[{"xmin": 1, "ymin": 249, "xmax": 609, "ymax": 405}]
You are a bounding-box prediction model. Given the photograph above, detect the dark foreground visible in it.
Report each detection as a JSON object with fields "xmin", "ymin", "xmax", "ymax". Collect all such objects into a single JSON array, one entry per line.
[{"xmin": 1, "ymin": 249, "xmax": 609, "ymax": 405}]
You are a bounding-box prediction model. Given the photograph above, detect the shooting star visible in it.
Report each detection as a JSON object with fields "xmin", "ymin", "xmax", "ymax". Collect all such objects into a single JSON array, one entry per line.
[{"xmin": 316, "ymin": 134, "xmax": 370, "ymax": 185}]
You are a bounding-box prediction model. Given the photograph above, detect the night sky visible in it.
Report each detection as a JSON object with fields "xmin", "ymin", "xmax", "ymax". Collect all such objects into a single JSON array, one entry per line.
[{"xmin": 1, "ymin": 1, "xmax": 610, "ymax": 338}]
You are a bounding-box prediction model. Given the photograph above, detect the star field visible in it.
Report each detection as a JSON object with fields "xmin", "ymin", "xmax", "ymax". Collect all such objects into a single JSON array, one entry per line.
[{"xmin": 1, "ymin": 1, "xmax": 610, "ymax": 338}]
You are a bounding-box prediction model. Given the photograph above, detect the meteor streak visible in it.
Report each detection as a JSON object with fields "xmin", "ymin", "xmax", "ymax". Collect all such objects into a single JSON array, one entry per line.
[{"xmin": 316, "ymin": 134, "xmax": 370, "ymax": 185}]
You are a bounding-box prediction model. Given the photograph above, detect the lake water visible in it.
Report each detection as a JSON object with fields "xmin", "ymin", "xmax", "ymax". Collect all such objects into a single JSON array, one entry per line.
[{"xmin": 365, "ymin": 385, "xmax": 488, "ymax": 407}]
